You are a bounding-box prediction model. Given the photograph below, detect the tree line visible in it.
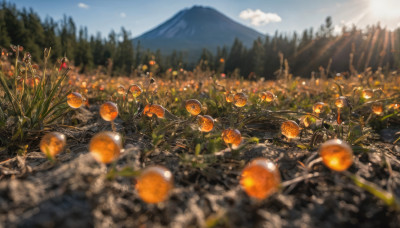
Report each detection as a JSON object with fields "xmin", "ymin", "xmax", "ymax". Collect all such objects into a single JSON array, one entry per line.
[{"xmin": 1, "ymin": 2, "xmax": 399, "ymax": 79}]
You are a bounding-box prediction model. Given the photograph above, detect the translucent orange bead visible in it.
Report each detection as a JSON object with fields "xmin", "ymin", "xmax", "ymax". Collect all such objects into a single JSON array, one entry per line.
[
  {"xmin": 143, "ymin": 104, "xmax": 165, "ymax": 118},
  {"xmin": 129, "ymin": 84, "xmax": 142, "ymax": 97},
  {"xmin": 127, "ymin": 92, "xmax": 134, "ymax": 102},
  {"xmin": 136, "ymin": 166, "xmax": 173, "ymax": 204},
  {"xmin": 225, "ymin": 93, "xmax": 235, "ymax": 103},
  {"xmin": 100, "ymin": 101, "xmax": 118, "ymax": 121},
  {"xmin": 89, "ymin": 131, "xmax": 122, "ymax": 164},
  {"xmin": 281, "ymin": 120, "xmax": 300, "ymax": 139},
  {"xmin": 234, "ymin": 92, "xmax": 247, "ymax": 107},
  {"xmin": 312, "ymin": 102, "xmax": 325, "ymax": 114},
  {"xmin": 117, "ymin": 85, "xmax": 125, "ymax": 95},
  {"xmin": 240, "ymin": 158, "xmax": 281, "ymax": 200},
  {"xmin": 362, "ymin": 89, "xmax": 373, "ymax": 99},
  {"xmin": 388, "ymin": 103, "xmax": 399, "ymax": 110},
  {"xmin": 301, "ymin": 115, "xmax": 314, "ymax": 128},
  {"xmin": 335, "ymin": 96, "xmax": 348, "ymax": 108},
  {"xmin": 371, "ymin": 102, "xmax": 383, "ymax": 115},
  {"xmin": 185, "ymin": 99, "xmax": 202, "ymax": 115},
  {"xmin": 222, "ymin": 128, "xmax": 242, "ymax": 146},
  {"xmin": 67, "ymin": 92, "xmax": 84, "ymax": 109},
  {"xmin": 40, "ymin": 132, "xmax": 66, "ymax": 158},
  {"xmin": 319, "ymin": 139, "xmax": 353, "ymax": 172},
  {"xmin": 260, "ymin": 91, "xmax": 275, "ymax": 102},
  {"xmin": 197, "ymin": 115, "xmax": 214, "ymax": 132}
]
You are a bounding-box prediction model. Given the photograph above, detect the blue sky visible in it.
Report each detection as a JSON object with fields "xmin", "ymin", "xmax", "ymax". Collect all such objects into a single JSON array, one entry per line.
[{"xmin": 7, "ymin": 0, "xmax": 400, "ymax": 38}]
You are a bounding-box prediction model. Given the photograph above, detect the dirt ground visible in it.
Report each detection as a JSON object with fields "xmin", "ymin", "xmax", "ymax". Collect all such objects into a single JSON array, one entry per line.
[{"xmin": 1, "ymin": 106, "xmax": 400, "ymax": 228}]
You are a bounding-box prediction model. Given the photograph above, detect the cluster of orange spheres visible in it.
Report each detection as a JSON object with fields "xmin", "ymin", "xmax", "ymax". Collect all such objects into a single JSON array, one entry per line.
[
  {"xmin": 281, "ymin": 120, "xmax": 300, "ymax": 140},
  {"xmin": 100, "ymin": 101, "xmax": 119, "ymax": 121},
  {"xmin": 222, "ymin": 128, "xmax": 242, "ymax": 147},
  {"xmin": 87, "ymin": 131, "xmax": 174, "ymax": 204},
  {"xmin": 319, "ymin": 139, "xmax": 353, "ymax": 172},
  {"xmin": 259, "ymin": 91, "xmax": 275, "ymax": 102},
  {"xmin": 143, "ymin": 104, "xmax": 165, "ymax": 118},
  {"xmin": 185, "ymin": 99, "xmax": 202, "ymax": 115},
  {"xmin": 40, "ymin": 132, "xmax": 67, "ymax": 158},
  {"xmin": 67, "ymin": 92, "xmax": 84, "ymax": 109},
  {"xmin": 197, "ymin": 115, "xmax": 214, "ymax": 132},
  {"xmin": 233, "ymin": 92, "xmax": 247, "ymax": 107}
]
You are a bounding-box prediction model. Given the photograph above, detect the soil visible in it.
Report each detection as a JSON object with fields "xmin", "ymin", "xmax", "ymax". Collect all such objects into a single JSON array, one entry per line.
[{"xmin": 0, "ymin": 106, "xmax": 400, "ymax": 228}]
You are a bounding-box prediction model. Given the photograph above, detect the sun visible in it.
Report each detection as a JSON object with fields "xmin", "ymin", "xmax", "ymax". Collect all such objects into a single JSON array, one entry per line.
[{"xmin": 369, "ymin": 0, "xmax": 400, "ymax": 19}]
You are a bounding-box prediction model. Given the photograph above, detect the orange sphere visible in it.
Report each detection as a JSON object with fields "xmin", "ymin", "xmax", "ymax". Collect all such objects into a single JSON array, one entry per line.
[
  {"xmin": 312, "ymin": 102, "xmax": 325, "ymax": 114},
  {"xmin": 335, "ymin": 96, "xmax": 348, "ymax": 109},
  {"xmin": 281, "ymin": 120, "xmax": 300, "ymax": 139},
  {"xmin": 240, "ymin": 158, "xmax": 281, "ymax": 199},
  {"xmin": 319, "ymin": 139, "xmax": 353, "ymax": 172},
  {"xmin": 40, "ymin": 132, "xmax": 66, "ymax": 158},
  {"xmin": 89, "ymin": 131, "xmax": 122, "ymax": 164},
  {"xmin": 301, "ymin": 115, "xmax": 314, "ymax": 128},
  {"xmin": 197, "ymin": 115, "xmax": 214, "ymax": 132},
  {"xmin": 225, "ymin": 93, "xmax": 235, "ymax": 103},
  {"xmin": 362, "ymin": 89, "xmax": 373, "ymax": 99},
  {"xmin": 388, "ymin": 103, "xmax": 399, "ymax": 110},
  {"xmin": 143, "ymin": 104, "xmax": 165, "ymax": 118},
  {"xmin": 100, "ymin": 101, "xmax": 118, "ymax": 121},
  {"xmin": 260, "ymin": 91, "xmax": 275, "ymax": 102},
  {"xmin": 117, "ymin": 85, "xmax": 125, "ymax": 95},
  {"xmin": 234, "ymin": 92, "xmax": 247, "ymax": 107},
  {"xmin": 136, "ymin": 166, "xmax": 173, "ymax": 204},
  {"xmin": 127, "ymin": 92, "xmax": 134, "ymax": 102},
  {"xmin": 222, "ymin": 128, "xmax": 242, "ymax": 146},
  {"xmin": 185, "ymin": 99, "xmax": 202, "ymax": 115},
  {"xmin": 129, "ymin": 84, "xmax": 142, "ymax": 97},
  {"xmin": 371, "ymin": 102, "xmax": 383, "ymax": 115},
  {"xmin": 67, "ymin": 92, "xmax": 84, "ymax": 109}
]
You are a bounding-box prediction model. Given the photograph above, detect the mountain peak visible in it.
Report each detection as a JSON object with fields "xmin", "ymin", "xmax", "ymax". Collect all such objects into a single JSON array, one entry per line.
[{"xmin": 133, "ymin": 6, "xmax": 264, "ymax": 61}]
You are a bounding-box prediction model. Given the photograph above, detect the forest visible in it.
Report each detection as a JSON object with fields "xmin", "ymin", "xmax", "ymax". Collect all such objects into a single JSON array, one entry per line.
[{"xmin": 1, "ymin": 1, "xmax": 400, "ymax": 78}]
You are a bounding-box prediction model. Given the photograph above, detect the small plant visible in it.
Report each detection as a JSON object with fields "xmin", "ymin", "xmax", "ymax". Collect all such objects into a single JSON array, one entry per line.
[{"xmin": 0, "ymin": 46, "xmax": 70, "ymax": 149}]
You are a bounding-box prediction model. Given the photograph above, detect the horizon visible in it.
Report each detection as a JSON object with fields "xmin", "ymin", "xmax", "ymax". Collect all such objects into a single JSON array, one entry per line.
[{"xmin": 6, "ymin": 0, "xmax": 400, "ymax": 39}]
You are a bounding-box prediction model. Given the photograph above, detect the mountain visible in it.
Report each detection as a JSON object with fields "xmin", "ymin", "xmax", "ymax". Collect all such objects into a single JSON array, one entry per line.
[{"xmin": 133, "ymin": 6, "xmax": 265, "ymax": 62}]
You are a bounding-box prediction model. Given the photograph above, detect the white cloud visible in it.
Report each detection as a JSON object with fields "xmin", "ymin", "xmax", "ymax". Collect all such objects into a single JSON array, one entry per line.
[
  {"xmin": 78, "ymin": 3, "xmax": 89, "ymax": 9},
  {"xmin": 120, "ymin": 12, "xmax": 127, "ymax": 18},
  {"xmin": 239, "ymin": 9, "xmax": 281, "ymax": 26}
]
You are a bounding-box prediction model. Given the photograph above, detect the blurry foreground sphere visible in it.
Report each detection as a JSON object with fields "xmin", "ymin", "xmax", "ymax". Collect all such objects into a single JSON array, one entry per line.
[
  {"xmin": 40, "ymin": 132, "xmax": 66, "ymax": 158},
  {"xmin": 136, "ymin": 166, "xmax": 173, "ymax": 203},
  {"xmin": 89, "ymin": 131, "xmax": 122, "ymax": 164},
  {"xmin": 240, "ymin": 158, "xmax": 281, "ymax": 199},
  {"xmin": 319, "ymin": 139, "xmax": 353, "ymax": 172}
]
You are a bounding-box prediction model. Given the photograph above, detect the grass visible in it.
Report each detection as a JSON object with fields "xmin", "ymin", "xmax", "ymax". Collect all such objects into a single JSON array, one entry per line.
[{"xmin": 0, "ymin": 47, "xmax": 70, "ymax": 152}]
